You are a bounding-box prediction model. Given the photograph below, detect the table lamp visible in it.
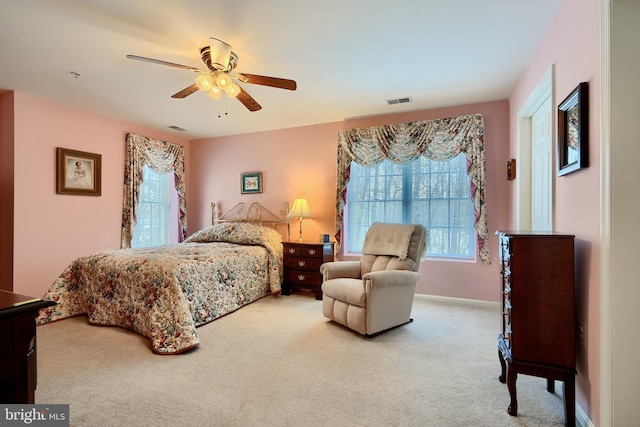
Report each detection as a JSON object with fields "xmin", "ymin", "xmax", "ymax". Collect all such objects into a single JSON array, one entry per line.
[{"xmin": 287, "ymin": 198, "xmax": 313, "ymax": 241}]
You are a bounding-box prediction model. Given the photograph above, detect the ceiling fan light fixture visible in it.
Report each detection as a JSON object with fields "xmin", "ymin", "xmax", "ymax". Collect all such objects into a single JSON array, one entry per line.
[
  {"xmin": 208, "ymin": 86, "xmax": 223, "ymax": 100},
  {"xmin": 195, "ymin": 73, "xmax": 214, "ymax": 91},
  {"xmin": 216, "ymin": 72, "xmax": 233, "ymax": 90},
  {"xmin": 226, "ymin": 83, "xmax": 241, "ymax": 98}
]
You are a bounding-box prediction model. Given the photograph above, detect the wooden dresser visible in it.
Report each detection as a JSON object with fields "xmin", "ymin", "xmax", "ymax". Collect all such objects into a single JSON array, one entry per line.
[
  {"xmin": 496, "ymin": 231, "xmax": 576, "ymax": 426},
  {"xmin": 0, "ymin": 290, "xmax": 55, "ymax": 404},
  {"xmin": 282, "ymin": 241, "xmax": 335, "ymax": 300}
]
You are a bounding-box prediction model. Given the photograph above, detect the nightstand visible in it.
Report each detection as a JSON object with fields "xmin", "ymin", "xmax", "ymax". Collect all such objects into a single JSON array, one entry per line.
[
  {"xmin": 282, "ymin": 241, "xmax": 335, "ymax": 300},
  {"xmin": 0, "ymin": 290, "xmax": 55, "ymax": 404}
]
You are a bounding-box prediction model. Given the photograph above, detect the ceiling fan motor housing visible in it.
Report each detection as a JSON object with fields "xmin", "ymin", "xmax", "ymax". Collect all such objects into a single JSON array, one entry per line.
[{"xmin": 200, "ymin": 46, "xmax": 237, "ymax": 73}]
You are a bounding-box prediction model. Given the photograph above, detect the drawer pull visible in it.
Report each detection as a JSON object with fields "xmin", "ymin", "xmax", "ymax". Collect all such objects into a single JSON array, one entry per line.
[
  {"xmin": 297, "ymin": 274, "xmax": 306, "ymax": 281},
  {"xmin": 288, "ymin": 248, "xmax": 296, "ymax": 254},
  {"xmin": 308, "ymin": 249, "xmax": 316, "ymax": 255},
  {"xmin": 298, "ymin": 260, "xmax": 306, "ymax": 267}
]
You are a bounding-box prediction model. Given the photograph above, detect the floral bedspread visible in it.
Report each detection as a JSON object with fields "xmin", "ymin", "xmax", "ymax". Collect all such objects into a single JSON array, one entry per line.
[{"xmin": 36, "ymin": 222, "xmax": 283, "ymax": 354}]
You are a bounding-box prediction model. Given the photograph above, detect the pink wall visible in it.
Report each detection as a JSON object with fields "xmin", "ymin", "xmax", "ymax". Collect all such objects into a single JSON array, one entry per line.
[
  {"xmin": 8, "ymin": 92, "xmax": 190, "ymax": 298},
  {"xmin": 190, "ymin": 100, "xmax": 511, "ymax": 302},
  {"xmin": 189, "ymin": 122, "xmax": 342, "ymax": 242},
  {"xmin": 508, "ymin": 0, "xmax": 601, "ymax": 423}
]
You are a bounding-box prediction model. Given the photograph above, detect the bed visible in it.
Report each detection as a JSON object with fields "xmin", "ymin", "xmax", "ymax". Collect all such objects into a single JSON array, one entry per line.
[{"xmin": 36, "ymin": 202, "xmax": 290, "ymax": 354}]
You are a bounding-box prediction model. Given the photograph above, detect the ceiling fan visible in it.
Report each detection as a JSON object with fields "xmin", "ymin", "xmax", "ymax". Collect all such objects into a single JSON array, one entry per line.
[{"xmin": 126, "ymin": 37, "xmax": 297, "ymax": 112}]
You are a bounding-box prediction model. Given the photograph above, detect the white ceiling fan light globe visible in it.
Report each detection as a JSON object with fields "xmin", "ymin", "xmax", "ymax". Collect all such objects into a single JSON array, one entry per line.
[
  {"xmin": 208, "ymin": 86, "xmax": 223, "ymax": 100},
  {"xmin": 195, "ymin": 74, "xmax": 213, "ymax": 91},
  {"xmin": 215, "ymin": 72, "xmax": 233, "ymax": 90},
  {"xmin": 226, "ymin": 83, "xmax": 241, "ymax": 98}
]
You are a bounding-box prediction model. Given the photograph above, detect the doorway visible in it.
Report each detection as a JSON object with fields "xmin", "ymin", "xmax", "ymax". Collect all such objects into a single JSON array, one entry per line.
[{"xmin": 516, "ymin": 66, "xmax": 554, "ymax": 231}]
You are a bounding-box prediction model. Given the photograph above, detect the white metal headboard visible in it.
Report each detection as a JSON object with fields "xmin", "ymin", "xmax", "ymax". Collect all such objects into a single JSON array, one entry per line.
[{"xmin": 211, "ymin": 202, "xmax": 290, "ymax": 241}]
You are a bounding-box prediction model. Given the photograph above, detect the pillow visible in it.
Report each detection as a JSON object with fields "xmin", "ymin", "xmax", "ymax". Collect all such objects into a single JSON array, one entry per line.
[{"xmin": 184, "ymin": 222, "xmax": 282, "ymax": 247}]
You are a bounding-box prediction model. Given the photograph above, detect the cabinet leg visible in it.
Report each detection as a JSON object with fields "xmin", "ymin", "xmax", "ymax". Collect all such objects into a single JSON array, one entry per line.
[
  {"xmin": 498, "ymin": 349, "xmax": 507, "ymax": 383},
  {"xmin": 507, "ymin": 365, "xmax": 518, "ymax": 416},
  {"xmin": 563, "ymin": 377, "xmax": 576, "ymax": 427},
  {"xmin": 26, "ymin": 340, "xmax": 37, "ymax": 404},
  {"xmin": 547, "ymin": 378, "xmax": 555, "ymax": 393}
]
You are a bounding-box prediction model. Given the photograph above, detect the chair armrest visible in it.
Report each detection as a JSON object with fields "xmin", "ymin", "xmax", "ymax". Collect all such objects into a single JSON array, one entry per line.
[
  {"xmin": 362, "ymin": 270, "xmax": 419, "ymax": 289},
  {"xmin": 320, "ymin": 261, "xmax": 361, "ymax": 280}
]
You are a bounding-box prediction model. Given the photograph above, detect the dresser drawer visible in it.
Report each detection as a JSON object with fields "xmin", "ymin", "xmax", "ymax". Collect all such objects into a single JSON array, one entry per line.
[
  {"xmin": 284, "ymin": 270, "xmax": 323, "ymax": 287},
  {"xmin": 283, "ymin": 256, "xmax": 324, "ymax": 271},
  {"xmin": 502, "ymin": 272, "xmax": 511, "ymax": 292},
  {"xmin": 499, "ymin": 235, "xmax": 511, "ymax": 257},
  {"xmin": 503, "ymin": 297, "xmax": 512, "ymax": 345},
  {"xmin": 283, "ymin": 245, "xmax": 324, "ymax": 258},
  {"xmin": 503, "ymin": 287, "xmax": 511, "ymax": 304}
]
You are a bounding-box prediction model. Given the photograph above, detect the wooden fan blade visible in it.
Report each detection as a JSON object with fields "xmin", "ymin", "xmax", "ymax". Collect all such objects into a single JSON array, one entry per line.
[
  {"xmin": 236, "ymin": 87, "xmax": 262, "ymax": 111},
  {"xmin": 172, "ymin": 84, "xmax": 199, "ymax": 99},
  {"xmin": 236, "ymin": 73, "xmax": 297, "ymax": 90},
  {"xmin": 126, "ymin": 55, "xmax": 201, "ymax": 73}
]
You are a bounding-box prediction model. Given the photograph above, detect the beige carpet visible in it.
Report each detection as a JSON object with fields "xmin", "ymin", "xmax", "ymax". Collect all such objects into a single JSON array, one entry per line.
[{"xmin": 35, "ymin": 294, "xmax": 571, "ymax": 426}]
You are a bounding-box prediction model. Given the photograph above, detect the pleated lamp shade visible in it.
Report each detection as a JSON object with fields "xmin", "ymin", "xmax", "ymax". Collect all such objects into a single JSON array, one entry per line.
[{"xmin": 287, "ymin": 198, "xmax": 313, "ymax": 241}]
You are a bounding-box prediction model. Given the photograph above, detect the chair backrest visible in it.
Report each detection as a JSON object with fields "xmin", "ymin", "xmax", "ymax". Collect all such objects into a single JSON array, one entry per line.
[{"xmin": 360, "ymin": 223, "xmax": 427, "ymax": 276}]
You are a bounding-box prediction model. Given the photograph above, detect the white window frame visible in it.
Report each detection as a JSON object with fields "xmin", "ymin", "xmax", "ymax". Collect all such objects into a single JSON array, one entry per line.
[
  {"xmin": 345, "ymin": 154, "xmax": 476, "ymax": 261},
  {"xmin": 131, "ymin": 165, "xmax": 170, "ymax": 248}
]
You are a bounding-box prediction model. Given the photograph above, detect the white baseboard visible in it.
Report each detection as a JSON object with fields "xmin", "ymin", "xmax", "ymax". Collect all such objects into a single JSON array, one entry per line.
[
  {"xmin": 414, "ymin": 293, "xmax": 500, "ymax": 309},
  {"xmin": 577, "ymin": 403, "xmax": 594, "ymax": 427}
]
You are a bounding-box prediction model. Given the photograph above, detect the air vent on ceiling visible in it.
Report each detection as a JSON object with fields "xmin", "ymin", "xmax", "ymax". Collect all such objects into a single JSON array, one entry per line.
[
  {"xmin": 167, "ymin": 125, "xmax": 186, "ymax": 132},
  {"xmin": 386, "ymin": 97, "xmax": 412, "ymax": 105}
]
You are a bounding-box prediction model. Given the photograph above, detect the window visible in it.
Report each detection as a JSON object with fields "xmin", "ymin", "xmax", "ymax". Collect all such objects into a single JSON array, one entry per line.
[
  {"xmin": 346, "ymin": 153, "xmax": 474, "ymax": 259},
  {"xmin": 131, "ymin": 165, "xmax": 171, "ymax": 248}
]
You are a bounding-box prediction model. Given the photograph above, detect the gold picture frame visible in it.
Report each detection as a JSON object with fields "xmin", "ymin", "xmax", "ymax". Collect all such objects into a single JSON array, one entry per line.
[{"xmin": 56, "ymin": 147, "xmax": 102, "ymax": 196}]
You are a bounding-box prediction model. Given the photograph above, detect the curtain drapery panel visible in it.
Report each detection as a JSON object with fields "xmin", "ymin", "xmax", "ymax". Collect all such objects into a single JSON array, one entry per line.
[
  {"xmin": 121, "ymin": 133, "xmax": 187, "ymax": 249},
  {"xmin": 335, "ymin": 113, "xmax": 489, "ymax": 264}
]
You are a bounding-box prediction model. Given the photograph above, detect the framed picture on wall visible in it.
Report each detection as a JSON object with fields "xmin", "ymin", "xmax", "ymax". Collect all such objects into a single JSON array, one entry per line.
[
  {"xmin": 557, "ymin": 82, "xmax": 588, "ymax": 176},
  {"xmin": 56, "ymin": 147, "xmax": 102, "ymax": 196},
  {"xmin": 240, "ymin": 172, "xmax": 262, "ymax": 194}
]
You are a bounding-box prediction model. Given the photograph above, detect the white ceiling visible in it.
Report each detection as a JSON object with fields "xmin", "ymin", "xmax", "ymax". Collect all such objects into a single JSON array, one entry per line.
[{"xmin": 0, "ymin": 0, "xmax": 563, "ymax": 140}]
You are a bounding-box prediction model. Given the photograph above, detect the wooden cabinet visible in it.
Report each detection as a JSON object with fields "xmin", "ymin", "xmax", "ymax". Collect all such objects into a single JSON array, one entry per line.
[
  {"xmin": 496, "ymin": 231, "xmax": 576, "ymax": 426},
  {"xmin": 282, "ymin": 241, "xmax": 335, "ymax": 300},
  {"xmin": 0, "ymin": 290, "xmax": 55, "ymax": 404}
]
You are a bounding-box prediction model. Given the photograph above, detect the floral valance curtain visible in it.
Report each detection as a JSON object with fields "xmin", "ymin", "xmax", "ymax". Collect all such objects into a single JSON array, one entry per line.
[
  {"xmin": 335, "ymin": 113, "xmax": 490, "ymax": 264},
  {"xmin": 121, "ymin": 133, "xmax": 187, "ymax": 248}
]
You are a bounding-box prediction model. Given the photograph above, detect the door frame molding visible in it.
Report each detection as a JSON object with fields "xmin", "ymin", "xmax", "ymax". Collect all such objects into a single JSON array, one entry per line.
[
  {"xmin": 599, "ymin": 0, "xmax": 611, "ymax": 424},
  {"xmin": 516, "ymin": 65, "xmax": 554, "ymax": 230}
]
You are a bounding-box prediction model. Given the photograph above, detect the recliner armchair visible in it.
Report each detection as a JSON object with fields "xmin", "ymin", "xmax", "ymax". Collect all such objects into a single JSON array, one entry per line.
[{"xmin": 320, "ymin": 222, "xmax": 427, "ymax": 336}]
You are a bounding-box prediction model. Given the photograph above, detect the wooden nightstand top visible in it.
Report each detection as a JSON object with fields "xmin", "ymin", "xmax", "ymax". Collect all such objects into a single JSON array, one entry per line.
[
  {"xmin": 282, "ymin": 241, "xmax": 334, "ymax": 246},
  {"xmin": 0, "ymin": 290, "xmax": 55, "ymax": 320}
]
